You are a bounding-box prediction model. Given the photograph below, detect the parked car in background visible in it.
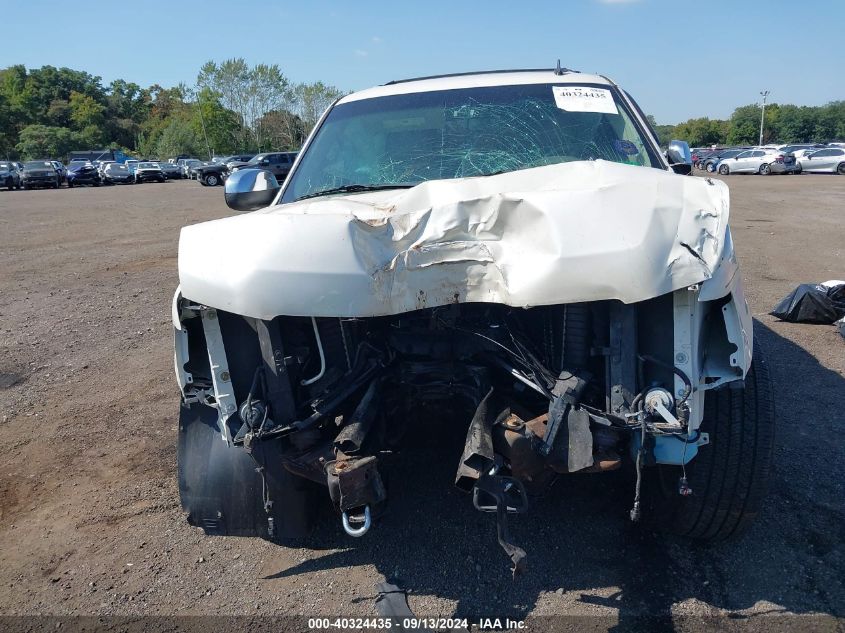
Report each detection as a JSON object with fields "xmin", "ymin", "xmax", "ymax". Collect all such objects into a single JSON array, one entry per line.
[
  {"xmin": 0, "ymin": 161, "xmax": 22, "ymax": 190},
  {"xmin": 176, "ymin": 157, "xmax": 198, "ymax": 174},
  {"xmin": 214, "ymin": 153, "xmax": 255, "ymax": 165},
  {"xmin": 701, "ymin": 148, "xmax": 745, "ymax": 172},
  {"xmin": 66, "ymin": 162, "xmax": 101, "ymax": 187},
  {"xmin": 22, "ymin": 160, "xmax": 62, "ymax": 189},
  {"xmin": 97, "ymin": 160, "xmax": 116, "ymax": 179},
  {"xmin": 777, "ymin": 143, "xmax": 824, "ymax": 156},
  {"xmin": 691, "ymin": 148, "xmax": 718, "ymax": 169},
  {"xmin": 134, "ymin": 161, "xmax": 166, "ymax": 183},
  {"xmin": 181, "ymin": 159, "xmax": 203, "ymax": 179},
  {"xmin": 160, "ymin": 162, "xmax": 183, "ymax": 179},
  {"xmin": 229, "ymin": 151, "xmax": 298, "ymax": 180},
  {"xmin": 767, "ymin": 150, "xmax": 802, "ymax": 174},
  {"xmin": 103, "ymin": 163, "xmax": 134, "ymax": 184},
  {"xmin": 125, "ymin": 159, "xmax": 139, "ymax": 176},
  {"xmin": 716, "ymin": 149, "xmax": 778, "ymax": 175},
  {"xmin": 51, "ymin": 160, "xmax": 67, "ymax": 184},
  {"xmin": 194, "ymin": 162, "xmax": 229, "ymax": 186},
  {"xmin": 797, "ymin": 147, "xmax": 845, "ymax": 174},
  {"xmin": 191, "ymin": 161, "xmax": 214, "ymax": 180}
]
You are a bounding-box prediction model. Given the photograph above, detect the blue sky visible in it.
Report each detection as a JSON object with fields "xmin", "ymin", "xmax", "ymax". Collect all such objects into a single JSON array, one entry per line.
[{"xmin": 3, "ymin": 0, "xmax": 841, "ymax": 123}]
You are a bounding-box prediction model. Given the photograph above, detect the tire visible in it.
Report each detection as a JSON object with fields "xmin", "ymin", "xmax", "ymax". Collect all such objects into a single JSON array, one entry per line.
[
  {"xmin": 5, "ymin": 177, "xmax": 12, "ymax": 191},
  {"xmin": 67, "ymin": 181, "xmax": 73, "ymax": 188},
  {"xmin": 794, "ymin": 165, "xmax": 802, "ymax": 175},
  {"xmin": 647, "ymin": 349, "xmax": 774, "ymax": 541},
  {"xmin": 837, "ymin": 162, "xmax": 845, "ymax": 175},
  {"xmin": 23, "ymin": 184, "xmax": 30, "ymax": 190},
  {"xmin": 204, "ymin": 173, "xmax": 220, "ymax": 187},
  {"xmin": 759, "ymin": 163, "xmax": 771, "ymax": 175},
  {"xmin": 718, "ymin": 164, "xmax": 730, "ymax": 175}
]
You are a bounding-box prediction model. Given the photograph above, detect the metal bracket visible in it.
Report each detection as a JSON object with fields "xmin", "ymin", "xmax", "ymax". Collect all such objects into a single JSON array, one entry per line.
[{"xmin": 201, "ymin": 308, "xmax": 236, "ymax": 443}]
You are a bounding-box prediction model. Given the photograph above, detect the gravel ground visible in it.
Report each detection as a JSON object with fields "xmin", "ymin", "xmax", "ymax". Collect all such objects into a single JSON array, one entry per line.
[{"xmin": 0, "ymin": 174, "xmax": 843, "ymax": 631}]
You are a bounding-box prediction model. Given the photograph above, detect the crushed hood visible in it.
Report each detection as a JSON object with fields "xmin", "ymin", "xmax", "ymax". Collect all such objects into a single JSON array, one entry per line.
[{"xmin": 178, "ymin": 160, "xmax": 730, "ymax": 319}]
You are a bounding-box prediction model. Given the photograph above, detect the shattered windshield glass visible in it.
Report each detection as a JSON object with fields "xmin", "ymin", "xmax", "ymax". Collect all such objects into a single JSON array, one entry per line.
[{"xmin": 283, "ymin": 83, "xmax": 660, "ymax": 202}]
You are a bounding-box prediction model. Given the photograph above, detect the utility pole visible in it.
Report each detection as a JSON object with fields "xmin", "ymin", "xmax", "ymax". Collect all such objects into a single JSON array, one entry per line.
[{"xmin": 758, "ymin": 90, "xmax": 770, "ymax": 146}]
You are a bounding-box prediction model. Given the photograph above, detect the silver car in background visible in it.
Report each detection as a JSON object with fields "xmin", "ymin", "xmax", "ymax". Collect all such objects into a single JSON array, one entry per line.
[
  {"xmin": 716, "ymin": 149, "xmax": 776, "ymax": 175},
  {"xmin": 716, "ymin": 148, "xmax": 800, "ymax": 175},
  {"xmin": 797, "ymin": 147, "xmax": 845, "ymax": 174}
]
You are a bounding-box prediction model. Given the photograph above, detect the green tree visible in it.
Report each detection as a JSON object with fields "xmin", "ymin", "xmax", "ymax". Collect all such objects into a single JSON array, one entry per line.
[
  {"xmin": 197, "ymin": 58, "xmax": 290, "ymax": 150},
  {"xmin": 726, "ymin": 104, "xmax": 761, "ymax": 145},
  {"xmin": 672, "ymin": 117, "xmax": 728, "ymax": 147},
  {"xmin": 292, "ymin": 81, "xmax": 345, "ymax": 132},
  {"xmin": 15, "ymin": 124, "xmax": 82, "ymax": 159},
  {"xmin": 155, "ymin": 116, "xmax": 202, "ymax": 158},
  {"xmin": 69, "ymin": 91, "xmax": 105, "ymax": 130}
]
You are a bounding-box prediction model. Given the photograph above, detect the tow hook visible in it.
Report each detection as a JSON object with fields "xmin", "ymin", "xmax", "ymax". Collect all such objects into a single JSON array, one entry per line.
[{"xmin": 342, "ymin": 505, "xmax": 372, "ymax": 537}]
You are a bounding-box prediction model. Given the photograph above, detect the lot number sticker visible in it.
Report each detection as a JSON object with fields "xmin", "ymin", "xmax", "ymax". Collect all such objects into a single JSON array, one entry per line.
[{"xmin": 552, "ymin": 86, "xmax": 618, "ymax": 114}]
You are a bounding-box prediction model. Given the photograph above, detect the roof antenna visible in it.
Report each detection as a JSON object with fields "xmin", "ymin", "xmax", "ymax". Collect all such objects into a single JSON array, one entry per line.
[{"xmin": 554, "ymin": 59, "xmax": 563, "ymax": 75}]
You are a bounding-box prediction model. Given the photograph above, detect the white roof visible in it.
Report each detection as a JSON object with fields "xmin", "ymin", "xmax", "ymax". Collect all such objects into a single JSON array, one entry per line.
[{"xmin": 339, "ymin": 70, "xmax": 613, "ymax": 104}]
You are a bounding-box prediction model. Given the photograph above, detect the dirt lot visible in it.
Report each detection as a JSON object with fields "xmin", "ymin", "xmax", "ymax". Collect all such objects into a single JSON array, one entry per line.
[{"xmin": 0, "ymin": 173, "xmax": 843, "ymax": 631}]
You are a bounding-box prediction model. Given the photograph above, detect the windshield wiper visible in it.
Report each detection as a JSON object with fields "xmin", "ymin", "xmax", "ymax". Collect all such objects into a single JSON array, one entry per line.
[{"xmin": 295, "ymin": 183, "xmax": 413, "ymax": 202}]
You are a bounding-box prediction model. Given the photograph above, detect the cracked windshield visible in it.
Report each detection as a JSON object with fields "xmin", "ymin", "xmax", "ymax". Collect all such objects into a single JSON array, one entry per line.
[{"xmin": 283, "ymin": 83, "xmax": 658, "ymax": 202}]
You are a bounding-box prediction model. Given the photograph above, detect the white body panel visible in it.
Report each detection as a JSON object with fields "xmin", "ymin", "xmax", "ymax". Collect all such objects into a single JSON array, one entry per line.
[{"xmin": 179, "ymin": 159, "xmax": 731, "ymax": 320}]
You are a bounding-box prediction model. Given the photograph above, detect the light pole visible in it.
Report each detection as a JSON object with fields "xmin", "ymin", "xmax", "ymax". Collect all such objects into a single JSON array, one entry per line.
[{"xmin": 758, "ymin": 90, "xmax": 770, "ymax": 146}]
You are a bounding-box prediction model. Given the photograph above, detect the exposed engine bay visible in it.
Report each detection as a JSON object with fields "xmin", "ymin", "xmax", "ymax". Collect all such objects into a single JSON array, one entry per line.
[{"xmin": 175, "ymin": 288, "xmax": 746, "ymax": 575}]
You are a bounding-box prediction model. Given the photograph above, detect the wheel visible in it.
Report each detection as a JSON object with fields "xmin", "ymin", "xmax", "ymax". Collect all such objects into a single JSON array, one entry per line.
[
  {"xmin": 204, "ymin": 173, "xmax": 220, "ymax": 186},
  {"xmin": 759, "ymin": 163, "xmax": 771, "ymax": 175},
  {"xmin": 718, "ymin": 164, "xmax": 730, "ymax": 175},
  {"xmin": 5, "ymin": 177, "xmax": 12, "ymax": 191},
  {"xmin": 793, "ymin": 165, "xmax": 802, "ymax": 175},
  {"xmin": 646, "ymin": 349, "xmax": 774, "ymax": 541},
  {"xmin": 837, "ymin": 162, "xmax": 845, "ymax": 175},
  {"xmin": 23, "ymin": 184, "xmax": 30, "ymax": 190},
  {"xmin": 67, "ymin": 181, "xmax": 73, "ymax": 188}
]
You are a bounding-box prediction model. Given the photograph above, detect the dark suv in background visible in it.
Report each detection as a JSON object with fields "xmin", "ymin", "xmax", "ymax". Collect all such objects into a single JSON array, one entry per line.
[
  {"xmin": 0, "ymin": 161, "xmax": 22, "ymax": 190},
  {"xmin": 21, "ymin": 161, "xmax": 61, "ymax": 189},
  {"xmin": 231, "ymin": 152, "xmax": 297, "ymax": 180},
  {"xmin": 199, "ymin": 152, "xmax": 297, "ymax": 186}
]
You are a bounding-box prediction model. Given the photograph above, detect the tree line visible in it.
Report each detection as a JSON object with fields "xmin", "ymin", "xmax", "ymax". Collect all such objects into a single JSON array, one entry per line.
[
  {"xmin": 649, "ymin": 100, "xmax": 845, "ymax": 148},
  {"xmin": 3, "ymin": 62, "xmax": 844, "ymax": 160},
  {"xmin": 0, "ymin": 59, "xmax": 345, "ymax": 160}
]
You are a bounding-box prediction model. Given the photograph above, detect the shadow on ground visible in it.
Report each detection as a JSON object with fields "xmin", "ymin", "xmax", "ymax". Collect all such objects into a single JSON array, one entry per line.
[{"xmin": 263, "ymin": 320, "xmax": 844, "ymax": 631}]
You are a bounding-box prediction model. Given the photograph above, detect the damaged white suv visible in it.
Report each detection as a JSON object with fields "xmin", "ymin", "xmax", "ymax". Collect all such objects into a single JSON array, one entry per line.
[{"xmin": 173, "ymin": 69, "xmax": 772, "ymax": 574}]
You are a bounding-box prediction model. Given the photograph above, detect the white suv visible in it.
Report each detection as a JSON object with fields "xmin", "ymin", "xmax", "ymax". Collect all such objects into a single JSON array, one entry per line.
[{"xmin": 173, "ymin": 69, "xmax": 771, "ymax": 573}]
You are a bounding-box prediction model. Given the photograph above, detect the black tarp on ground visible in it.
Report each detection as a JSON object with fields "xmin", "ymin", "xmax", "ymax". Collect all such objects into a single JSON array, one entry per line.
[{"xmin": 771, "ymin": 282, "xmax": 845, "ymax": 324}]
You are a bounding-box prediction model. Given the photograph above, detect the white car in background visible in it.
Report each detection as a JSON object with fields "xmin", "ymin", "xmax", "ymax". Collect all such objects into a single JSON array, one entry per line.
[
  {"xmin": 797, "ymin": 147, "xmax": 845, "ymax": 174},
  {"xmin": 716, "ymin": 148, "xmax": 777, "ymax": 175}
]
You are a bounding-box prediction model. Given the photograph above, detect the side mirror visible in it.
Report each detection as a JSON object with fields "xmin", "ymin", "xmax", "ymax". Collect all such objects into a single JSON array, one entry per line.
[
  {"xmin": 667, "ymin": 140, "xmax": 692, "ymax": 174},
  {"xmin": 259, "ymin": 159, "xmax": 270, "ymax": 166},
  {"xmin": 224, "ymin": 168, "xmax": 280, "ymax": 211}
]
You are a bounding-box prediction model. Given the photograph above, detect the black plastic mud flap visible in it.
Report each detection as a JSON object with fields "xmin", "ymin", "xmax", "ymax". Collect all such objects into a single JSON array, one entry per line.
[{"xmin": 178, "ymin": 402, "xmax": 316, "ymax": 540}]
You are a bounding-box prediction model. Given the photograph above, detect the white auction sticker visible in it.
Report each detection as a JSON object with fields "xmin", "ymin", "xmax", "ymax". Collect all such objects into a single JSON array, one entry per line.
[{"xmin": 552, "ymin": 86, "xmax": 618, "ymax": 114}]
